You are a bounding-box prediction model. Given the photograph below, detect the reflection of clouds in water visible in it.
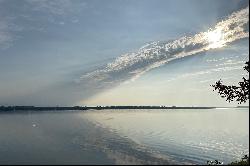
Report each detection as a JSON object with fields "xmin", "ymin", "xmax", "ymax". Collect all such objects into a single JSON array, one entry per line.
[
  {"xmin": 74, "ymin": 116, "xmax": 178, "ymax": 165},
  {"xmin": 83, "ymin": 109, "xmax": 249, "ymax": 164}
]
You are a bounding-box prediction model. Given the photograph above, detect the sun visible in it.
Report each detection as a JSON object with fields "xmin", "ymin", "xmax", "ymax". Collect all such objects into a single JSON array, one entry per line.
[
  {"xmin": 207, "ymin": 30, "xmax": 222, "ymax": 43},
  {"xmin": 206, "ymin": 29, "xmax": 225, "ymax": 49}
]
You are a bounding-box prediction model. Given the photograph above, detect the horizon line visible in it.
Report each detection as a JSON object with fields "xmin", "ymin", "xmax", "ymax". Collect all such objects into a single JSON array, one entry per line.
[{"xmin": 1, "ymin": 105, "xmax": 248, "ymax": 108}]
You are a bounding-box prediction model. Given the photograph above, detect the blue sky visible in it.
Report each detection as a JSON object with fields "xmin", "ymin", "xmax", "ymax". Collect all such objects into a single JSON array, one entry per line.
[{"xmin": 0, "ymin": 0, "xmax": 249, "ymax": 106}]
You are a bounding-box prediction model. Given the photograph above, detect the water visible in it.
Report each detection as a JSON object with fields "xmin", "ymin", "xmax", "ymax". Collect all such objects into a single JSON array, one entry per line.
[{"xmin": 0, "ymin": 108, "xmax": 248, "ymax": 165}]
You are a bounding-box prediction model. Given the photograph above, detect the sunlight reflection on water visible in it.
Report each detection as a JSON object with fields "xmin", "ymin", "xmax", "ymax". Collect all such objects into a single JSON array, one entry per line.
[{"xmin": 82, "ymin": 108, "xmax": 249, "ymax": 164}]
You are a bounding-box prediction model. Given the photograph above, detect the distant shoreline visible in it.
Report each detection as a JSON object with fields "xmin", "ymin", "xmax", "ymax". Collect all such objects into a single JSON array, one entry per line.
[{"xmin": 0, "ymin": 105, "xmax": 248, "ymax": 111}]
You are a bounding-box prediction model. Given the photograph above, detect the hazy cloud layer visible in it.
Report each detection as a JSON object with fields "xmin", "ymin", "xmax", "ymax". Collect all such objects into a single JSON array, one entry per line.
[
  {"xmin": 0, "ymin": 19, "xmax": 13, "ymax": 49},
  {"xmin": 0, "ymin": 0, "xmax": 85, "ymax": 49},
  {"xmin": 25, "ymin": 0, "xmax": 86, "ymax": 16},
  {"xmin": 78, "ymin": 7, "xmax": 249, "ymax": 91}
]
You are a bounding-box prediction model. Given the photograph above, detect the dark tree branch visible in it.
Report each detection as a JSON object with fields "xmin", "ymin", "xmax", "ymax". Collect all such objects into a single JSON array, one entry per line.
[{"xmin": 211, "ymin": 61, "xmax": 249, "ymax": 104}]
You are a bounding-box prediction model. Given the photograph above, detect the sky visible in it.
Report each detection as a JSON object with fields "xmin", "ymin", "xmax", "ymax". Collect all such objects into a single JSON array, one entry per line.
[{"xmin": 0, "ymin": 0, "xmax": 249, "ymax": 106}]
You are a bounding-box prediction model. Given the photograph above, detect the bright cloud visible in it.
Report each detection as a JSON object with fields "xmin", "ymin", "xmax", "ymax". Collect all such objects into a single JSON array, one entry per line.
[{"xmin": 79, "ymin": 7, "xmax": 249, "ymax": 89}]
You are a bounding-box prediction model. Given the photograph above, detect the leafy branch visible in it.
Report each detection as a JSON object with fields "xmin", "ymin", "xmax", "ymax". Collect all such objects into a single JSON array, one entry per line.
[{"xmin": 211, "ymin": 61, "xmax": 249, "ymax": 104}]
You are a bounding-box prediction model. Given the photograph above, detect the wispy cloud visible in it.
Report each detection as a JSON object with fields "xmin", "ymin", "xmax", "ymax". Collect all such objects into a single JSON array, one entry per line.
[
  {"xmin": 181, "ymin": 65, "xmax": 245, "ymax": 78},
  {"xmin": 25, "ymin": 0, "xmax": 86, "ymax": 16},
  {"xmin": 160, "ymin": 63, "xmax": 246, "ymax": 84},
  {"xmin": 78, "ymin": 7, "xmax": 249, "ymax": 91},
  {"xmin": 0, "ymin": 17, "xmax": 15, "ymax": 49},
  {"xmin": 0, "ymin": 0, "xmax": 85, "ymax": 49}
]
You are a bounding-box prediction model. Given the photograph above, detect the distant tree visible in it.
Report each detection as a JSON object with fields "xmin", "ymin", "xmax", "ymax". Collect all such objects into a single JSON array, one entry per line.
[{"xmin": 211, "ymin": 61, "xmax": 249, "ymax": 104}]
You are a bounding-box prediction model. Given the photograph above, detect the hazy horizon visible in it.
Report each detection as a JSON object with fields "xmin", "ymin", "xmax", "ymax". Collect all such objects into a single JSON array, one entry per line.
[{"xmin": 0, "ymin": 105, "xmax": 249, "ymax": 107}]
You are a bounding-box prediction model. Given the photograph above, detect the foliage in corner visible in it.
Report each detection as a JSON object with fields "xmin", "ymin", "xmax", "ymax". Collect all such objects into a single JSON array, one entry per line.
[
  {"xmin": 228, "ymin": 155, "xmax": 249, "ymax": 165},
  {"xmin": 211, "ymin": 61, "xmax": 249, "ymax": 104}
]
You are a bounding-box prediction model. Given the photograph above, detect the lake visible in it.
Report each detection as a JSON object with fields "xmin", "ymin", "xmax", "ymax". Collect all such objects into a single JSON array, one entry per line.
[{"xmin": 0, "ymin": 108, "xmax": 248, "ymax": 165}]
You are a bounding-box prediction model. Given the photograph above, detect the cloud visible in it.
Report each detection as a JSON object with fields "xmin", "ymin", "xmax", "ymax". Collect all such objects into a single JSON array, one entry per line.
[
  {"xmin": 160, "ymin": 64, "xmax": 245, "ymax": 84},
  {"xmin": 24, "ymin": 0, "xmax": 86, "ymax": 16},
  {"xmin": 0, "ymin": 0, "xmax": 85, "ymax": 49},
  {"xmin": 215, "ymin": 59, "xmax": 246, "ymax": 67},
  {"xmin": 182, "ymin": 65, "xmax": 244, "ymax": 78},
  {"xmin": 78, "ymin": 7, "xmax": 249, "ymax": 93},
  {"xmin": 0, "ymin": 18, "xmax": 15, "ymax": 49}
]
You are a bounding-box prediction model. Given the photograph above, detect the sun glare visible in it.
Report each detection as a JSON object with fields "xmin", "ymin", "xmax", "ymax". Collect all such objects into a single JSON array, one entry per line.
[{"xmin": 206, "ymin": 29, "xmax": 225, "ymax": 49}]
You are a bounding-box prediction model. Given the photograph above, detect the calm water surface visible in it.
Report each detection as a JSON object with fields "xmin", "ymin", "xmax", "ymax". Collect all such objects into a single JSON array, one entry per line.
[{"xmin": 0, "ymin": 108, "xmax": 248, "ymax": 165}]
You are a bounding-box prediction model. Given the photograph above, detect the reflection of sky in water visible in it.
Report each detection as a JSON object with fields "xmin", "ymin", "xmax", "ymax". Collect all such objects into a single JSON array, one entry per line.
[
  {"xmin": 0, "ymin": 111, "xmax": 177, "ymax": 165},
  {"xmin": 0, "ymin": 109, "xmax": 248, "ymax": 165},
  {"xmin": 84, "ymin": 108, "xmax": 249, "ymax": 164},
  {"xmin": 0, "ymin": 112, "xmax": 113, "ymax": 165}
]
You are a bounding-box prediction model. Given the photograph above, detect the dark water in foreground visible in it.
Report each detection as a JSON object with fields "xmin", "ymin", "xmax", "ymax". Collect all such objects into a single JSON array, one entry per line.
[{"xmin": 0, "ymin": 109, "xmax": 248, "ymax": 165}]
